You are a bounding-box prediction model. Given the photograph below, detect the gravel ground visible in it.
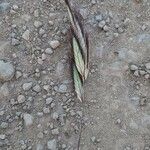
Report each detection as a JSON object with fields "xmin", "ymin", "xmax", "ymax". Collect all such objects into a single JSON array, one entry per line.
[{"xmin": 0, "ymin": 0, "xmax": 150, "ymax": 150}]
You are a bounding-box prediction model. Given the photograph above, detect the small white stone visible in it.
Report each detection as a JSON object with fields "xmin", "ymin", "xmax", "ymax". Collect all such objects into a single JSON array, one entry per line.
[
  {"xmin": 36, "ymin": 144, "xmax": 44, "ymax": 150},
  {"xmin": 58, "ymin": 84, "xmax": 67, "ymax": 93},
  {"xmin": 34, "ymin": 9, "xmax": 39, "ymax": 17},
  {"xmin": 15, "ymin": 71, "xmax": 22, "ymax": 79},
  {"xmin": 23, "ymin": 113, "xmax": 34, "ymax": 126},
  {"xmin": 37, "ymin": 132, "xmax": 44, "ymax": 139},
  {"xmin": 98, "ymin": 20, "xmax": 106, "ymax": 28},
  {"xmin": 37, "ymin": 58, "xmax": 43, "ymax": 65},
  {"xmin": 45, "ymin": 48, "xmax": 53, "ymax": 55},
  {"xmin": 49, "ymin": 40, "xmax": 60, "ymax": 49},
  {"xmin": 22, "ymin": 82, "xmax": 33, "ymax": 91},
  {"xmin": 42, "ymin": 53, "xmax": 47, "ymax": 60},
  {"xmin": 47, "ymin": 139, "xmax": 57, "ymax": 150},
  {"xmin": 145, "ymin": 63, "xmax": 150, "ymax": 70},
  {"xmin": 39, "ymin": 28, "xmax": 45, "ymax": 35},
  {"xmin": 17, "ymin": 95, "xmax": 26, "ymax": 103},
  {"xmin": 12, "ymin": 5, "xmax": 18, "ymax": 10},
  {"xmin": 43, "ymin": 107, "xmax": 50, "ymax": 114},
  {"xmin": 22, "ymin": 30, "xmax": 30, "ymax": 41},
  {"xmin": 34, "ymin": 21, "xmax": 43, "ymax": 28},
  {"xmin": 43, "ymin": 85, "xmax": 50, "ymax": 91},
  {"xmin": 130, "ymin": 64, "xmax": 138, "ymax": 71},
  {"xmin": 46, "ymin": 97, "xmax": 53, "ymax": 105},
  {"xmin": 0, "ymin": 134, "xmax": 5, "ymax": 140},
  {"xmin": 52, "ymin": 112, "xmax": 59, "ymax": 120},
  {"xmin": 33, "ymin": 84, "xmax": 41, "ymax": 92},
  {"xmin": 0, "ymin": 60, "xmax": 15, "ymax": 81},
  {"xmin": 51, "ymin": 128, "xmax": 59, "ymax": 135}
]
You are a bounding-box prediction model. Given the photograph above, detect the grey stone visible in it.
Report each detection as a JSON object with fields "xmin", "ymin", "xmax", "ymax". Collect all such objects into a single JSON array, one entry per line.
[
  {"xmin": 11, "ymin": 38, "xmax": 20, "ymax": 46},
  {"xmin": 15, "ymin": 71, "xmax": 22, "ymax": 79},
  {"xmin": 49, "ymin": 40, "xmax": 60, "ymax": 49},
  {"xmin": 12, "ymin": 5, "xmax": 18, "ymax": 10},
  {"xmin": 17, "ymin": 95, "xmax": 26, "ymax": 103},
  {"xmin": 39, "ymin": 28, "xmax": 45, "ymax": 35},
  {"xmin": 22, "ymin": 82, "xmax": 33, "ymax": 91},
  {"xmin": 37, "ymin": 132, "xmax": 44, "ymax": 139},
  {"xmin": 133, "ymin": 70, "xmax": 139, "ymax": 77},
  {"xmin": 145, "ymin": 63, "xmax": 150, "ymax": 70},
  {"xmin": 43, "ymin": 107, "xmax": 50, "ymax": 114},
  {"xmin": 1, "ymin": 122, "xmax": 8, "ymax": 128},
  {"xmin": 0, "ymin": 83, "xmax": 9, "ymax": 97},
  {"xmin": 58, "ymin": 84, "xmax": 67, "ymax": 93},
  {"xmin": 130, "ymin": 64, "xmax": 138, "ymax": 71},
  {"xmin": 0, "ymin": 134, "xmax": 5, "ymax": 140},
  {"xmin": 23, "ymin": 113, "xmax": 33, "ymax": 126},
  {"xmin": 0, "ymin": 60, "xmax": 15, "ymax": 81},
  {"xmin": 34, "ymin": 9, "xmax": 39, "ymax": 17},
  {"xmin": 46, "ymin": 97, "xmax": 53, "ymax": 105},
  {"xmin": 34, "ymin": 21, "xmax": 43, "ymax": 28},
  {"xmin": 52, "ymin": 112, "xmax": 59, "ymax": 120},
  {"xmin": 0, "ymin": 2, "xmax": 10, "ymax": 13},
  {"xmin": 98, "ymin": 20, "xmax": 106, "ymax": 28},
  {"xmin": 47, "ymin": 139, "xmax": 57, "ymax": 150},
  {"xmin": 41, "ymin": 53, "xmax": 47, "ymax": 60},
  {"xmin": 22, "ymin": 30, "xmax": 30, "ymax": 41},
  {"xmin": 36, "ymin": 144, "xmax": 44, "ymax": 150},
  {"xmin": 45, "ymin": 48, "xmax": 53, "ymax": 55},
  {"xmin": 95, "ymin": 14, "xmax": 103, "ymax": 21},
  {"xmin": 33, "ymin": 84, "xmax": 41, "ymax": 92},
  {"xmin": 51, "ymin": 128, "xmax": 59, "ymax": 135}
]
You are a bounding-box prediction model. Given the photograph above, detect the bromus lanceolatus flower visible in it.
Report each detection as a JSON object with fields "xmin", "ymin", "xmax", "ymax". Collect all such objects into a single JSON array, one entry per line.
[{"xmin": 65, "ymin": 0, "xmax": 89, "ymax": 102}]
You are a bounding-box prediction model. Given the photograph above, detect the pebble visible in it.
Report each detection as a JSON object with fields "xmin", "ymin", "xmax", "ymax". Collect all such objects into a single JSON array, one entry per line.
[
  {"xmin": 141, "ymin": 24, "xmax": 147, "ymax": 31},
  {"xmin": 12, "ymin": 5, "xmax": 18, "ymax": 10},
  {"xmin": 33, "ymin": 84, "xmax": 41, "ymax": 92},
  {"xmin": 0, "ymin": 60, "xmax": 15, "ymax": 81},
  {"xmin": 43, "ymin": 107, "xmax": 50, "ymax": 114},
  {"xmin": 11, "ymin": 38, "xmax": 20, "ymax": 46},
  {"xmin": 15, "ymin": 71, "xmax": 22, "ymax": 79},
  {"xmin": 145, "ymin": 74, "xmax": 149, "ymax": 79},
  {"xmin": 36, "ymin": 144, "xmax": 44, "ymax": 150},
  {"xmin": 47, "ymin": 139, "xmax": 57, "ymax": 150},
  {"xmin": 51, "ymin": 128, "xmax": 59, "ymax": 135},
  {"xmin": 39, "ymin": 28, "xmax": 45, "ymax": 35},
  {"xmin": 95, "ymin": 14, "xmax": 103, "ymax": 21},
  {"xmin": 0, "ymin": 134, "xmax": 5, "ymax": 140},
  {"xmin": 22, "ymin": 82, "xmax": 33, "ymax": 91},
  {"xmin": 0, "ymin": 83, "xmax": 9, "ymax": 97},
  {"xmin": 52, "ymin": 112, "xmax": 59, "ymax": 120},
  {"xmin": 91, "ymin": 136, "xmax": 96, "ymax": 143},
  {"xmin": 130, "ymin": 64, "xmax": 138, "ymax": 71},
  {"xmin": 46, "ymin": 97, "xmax": 53, "ymax": 105},
  {"xmin": 41, "ymin": 53, "xmax": 47, "ymax": 60},
  {"xmin": 37, "ymin": 132, "xmax": 44, "ymax": 139},
  {"xmin": 1, "ymin": 122, "xmax": 8, "ymax": 128},
  {"xmin": 17, "ymin": 95, "xmax": 26, "ymax": 103},
  {"xmin": 58, "ymin": 84, "xmax": 67, "ymax": 93},
  {"xmin": 22, "ymin": 30, "xmax": 30, "ymax": 41},
  {"xmin": 134, "ymin": 70, "xmax": 139, "ymax": 77},
  {"xmin": 49, "ymin": 40, "xmax": 60, "ymax": 49},
  {"xmin": 34, "ymin": 9, "xmax": 39, "ymax": 17},
  {"xmin": 45, "ymin": 48, "xmax": 53, "ymax": 55},
  {"xmin": 98, "ymin": 20, "xmax": 106, "ymax": 28},
  {"xmin": 139, "ymin": 70, "xmax": 146, "ymax": 76},
  {"xmin": 23, "ymin": 113, "xmax": 34, "ymax": 126},
  {"xmin": 145, "ymin": 63, "xmax": 150, "ymax": 70},
  {"xmin": 91, "ymin": 0, "xmax": 96, "ymax": 5},
  {"xmin": 34, "ymin": 21, "xmax": 43, "ymax": 28},
  {"xmin": 0, "ymin": 2, "xmax": 10, "ymax": 13}
]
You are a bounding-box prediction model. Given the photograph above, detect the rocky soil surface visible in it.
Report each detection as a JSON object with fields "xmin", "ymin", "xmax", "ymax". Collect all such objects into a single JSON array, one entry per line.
[{"xmin": 0, "ymin": 0, "xmax": 150, "ymax": 150}]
